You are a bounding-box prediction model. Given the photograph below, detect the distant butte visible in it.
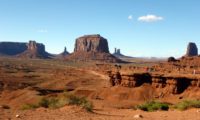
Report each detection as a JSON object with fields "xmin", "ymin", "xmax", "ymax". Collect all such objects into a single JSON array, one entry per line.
[
  {"xmin": 186, "ymin": 42, "xmax": 198, "ymax": 57},
  {"xmin": 17, "ymin": 40, "xmax": 51, "ymax": 59},
  {"xmin": 0, "ymin": 41, "xmax": 51, "ymax": 59},
  {"xmin": 66, "ymin": 34, "xmax": 123, "ymax": 63}
]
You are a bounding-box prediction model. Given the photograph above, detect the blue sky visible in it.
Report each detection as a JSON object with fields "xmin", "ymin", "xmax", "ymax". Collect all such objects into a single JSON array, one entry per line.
[{"xmin": 0, "ymin": 0, "xmax": 200, "ymax": 57}]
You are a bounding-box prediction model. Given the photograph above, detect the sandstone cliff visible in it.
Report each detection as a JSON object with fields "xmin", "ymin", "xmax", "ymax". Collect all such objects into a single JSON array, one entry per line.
[
  {"xmin": 18, "ymin": 41, "xmax": 50, "ymax": 58},
  {"xmin": 74, "ymin": 34, "xmax": 109, "ymax": 53},
  {"xmin": 109, "ymin": 71, "xmax": 200, "ymax": 95},
  {"xmin": 67, "ymin": 34, "xmax": 123, "ymax": 63},
  {"xmin": 0, "ymin": 41, "xmax": 50, "ymax": 59},
  {"xmin": 0, "ymin": 42, "xmax": 27, "ymax": 56}
]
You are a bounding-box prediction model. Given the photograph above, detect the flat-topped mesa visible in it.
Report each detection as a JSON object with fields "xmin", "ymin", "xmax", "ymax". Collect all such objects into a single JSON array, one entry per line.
[
  {"xmin": 74, "ymin": 34, "xmax": 109, "ymax": 53},
  {"xmin": 0, "ymin": 41, "xmax": 48, "ymax": 58},
  {"xmin": 186, "ymin": 42, "xmax": 198, "ymax": 57},
  {"xmin": 0, "ymin": 42, "xmax": 27, "ymax": 55},
  {"xmin": 67, "ymin": 34, "xmax": 123, "ymax": 63}
]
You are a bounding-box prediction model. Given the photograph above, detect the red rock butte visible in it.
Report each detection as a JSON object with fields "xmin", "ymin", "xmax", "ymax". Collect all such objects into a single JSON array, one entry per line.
[
  {"xmin": 66, "ymin": 34, "xmax": 123, "ymax": 63},
  {"xmin": 74, "ymin": 34, "xmax": 109, "ymax": 53}
]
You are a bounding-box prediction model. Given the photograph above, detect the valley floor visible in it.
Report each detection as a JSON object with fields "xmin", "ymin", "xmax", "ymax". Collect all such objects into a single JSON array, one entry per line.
[
  {"xmin": 0, "ymin": 57, "xmax": 200, "ymax": 120},
  {"xmin": 1, "ymin": 106, "xmax": 200, "ymax": 120}
]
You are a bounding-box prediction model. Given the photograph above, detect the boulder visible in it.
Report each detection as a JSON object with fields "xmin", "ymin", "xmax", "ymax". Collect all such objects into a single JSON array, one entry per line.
[{"xmin": 133, "ymin": 114, "xmax": 143, "ymax": 119}]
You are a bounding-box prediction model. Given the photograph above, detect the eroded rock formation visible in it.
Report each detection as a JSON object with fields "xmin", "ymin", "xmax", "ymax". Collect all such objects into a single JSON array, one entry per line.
[
  {"xmin": 18, "ymin": 41, "xmax": 50, "ymax": 58},
  {"xmin": 186, "ymin": 42, "xmax": 198, "ymax": 56},
  {"xmin": 67, "ymin": 34, "xmax": 122, "ymax": 63},
  {"xmin": 109, "ymin": 72, "xmax": 200, "ymax": 94},
  {"xmin": 74, "ymin": 34, "xmax": 109, "ymax": 53},
  {"xmin": 114, "ymin": 48, "xmax": 121, "ymax": 55},
  {"xmin": 0, "ymin": 42, "xmax": 27, "ymax": 55},
  {"xmin": 0, "ymin": 41, "xmax": 50, "ymax": 58},
  {"xmin": 112, "ymin": 48, "xmax": 133, "ymax": 59},
  {"xmin": 60, "ymin": 47, "xmax": 69, "ymax": 56}
]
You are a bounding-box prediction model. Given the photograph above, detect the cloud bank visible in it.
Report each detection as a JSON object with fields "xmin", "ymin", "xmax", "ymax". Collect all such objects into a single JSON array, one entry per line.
[{"xmin": 138, "ymin": 14, "xmax": 163, "ymax": 22}]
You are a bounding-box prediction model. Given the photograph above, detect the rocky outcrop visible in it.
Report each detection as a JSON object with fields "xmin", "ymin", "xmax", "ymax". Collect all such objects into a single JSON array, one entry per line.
[
  {"xmin": 17, "ymin": 41, "xmax": 50, "ymax": 58},
  {"xmin": 60, "ymin": 47, "xmax": 69, "ymax": 56},
  {"xmin": 74, "ymin": 34, "xmax": 109, "ymax": 53},
  {"xmin": 114, "ymin": 48, "xmax": 121, "ymax": 55},
  {"xmin": 112, "ymin": 48, "xmax": 133, "ymax": 59},
  {"xmin": 55, "ymin": 47, "xmax": 69, "ymax": 59},
  {"xmin": 0, "ymin": 42, "xmax": 27, "ymax": 55},
  {"xmin": 109, "ymin": 72, "xmax": 200, "ymax": 94},
  {"xmin": 67, "ymin": 34, "xmax": 123, "ymax": 63},
  {"xmin": 186, "ymin": 42, "xmax": 198, "ymax": 56},
  {"xmin": 0, "ymin": 41, "xmax": 50, "ymax": 58},
  {"xmin": 167, "ymin": 56, "xmax": 178, "ymax": 62}
]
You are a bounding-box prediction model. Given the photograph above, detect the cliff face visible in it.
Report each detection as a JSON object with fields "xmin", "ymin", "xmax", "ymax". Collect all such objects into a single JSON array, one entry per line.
[
  {"xmin": 67, "ymin": 34, "xmax": 123, "ymax": 63},
  {"xmin": 109, "ymin": 72, "xmax": 200, "ymax": 95},
  {"xmin": 0, "ymin": 42, "xmax": 27, "ymax": 55},
  {"xmin": 74, "ymin": 34, "xmax": 109, "ymax": 53},
  {"xmin": 27, "ymin": 41, "xmax": 46, "ymax": 54},
  {"xmin": 18, "ymin": 41, "xmax": 49, "ymax": 58},
  {"xmin": 0, "ymin": 41, "xmax": 50, "ymax": 58}
]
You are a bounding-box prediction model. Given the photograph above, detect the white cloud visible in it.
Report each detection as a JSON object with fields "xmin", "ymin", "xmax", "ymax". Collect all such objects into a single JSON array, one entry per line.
[
  {"xmin": 37, "ymin": 29, "xmax": 48, "ymax": 33},
  {"xmin": 128, "ymin": 15, "xmax": 133, "ymax": 20},
  {"xmin": 138, "ymin": 14, "xmax": 163, "ymax": 22}
]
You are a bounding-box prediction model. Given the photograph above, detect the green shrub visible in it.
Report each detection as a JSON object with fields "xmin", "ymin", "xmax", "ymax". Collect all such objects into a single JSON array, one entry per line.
[
  {"xmin": 22, "ymin": 93, "xmax": 93, "ymax": 111},
  {"xmin": 38, "ymin": 98, "xmax": 49, "ymax": 108},
  {"xmin": 173, "ymin": 100, "xmax": 200, "ymax": 110},
  {"xmin": 65, "ymin": 94, "xmax": 93, "ymax": 112},
  {"xmin": 21, "ymin": 104, "xmax": 38, "ymax": 110},
  {"xmin": 137, "ymin": 101, "xmax": 169, "ymax": 112},
  {"xmin": 78, "ymin": 97, "xmax": 93, "ymax": 112}
]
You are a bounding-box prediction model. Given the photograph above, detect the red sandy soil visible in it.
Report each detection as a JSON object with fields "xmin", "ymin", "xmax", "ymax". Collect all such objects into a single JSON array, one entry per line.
[
  {"xmin": 1, "ymin": 106, "xmax": 200, "ymax": 120},
  {"xmin": 0, "ymin": 57, "xmax": 200, "ymax": 120}
]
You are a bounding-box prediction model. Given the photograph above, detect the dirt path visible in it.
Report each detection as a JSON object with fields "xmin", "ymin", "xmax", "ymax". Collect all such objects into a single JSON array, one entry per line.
[{"xmin": 88, "ymin": 70, "xmax": 110, "ymax": 87}]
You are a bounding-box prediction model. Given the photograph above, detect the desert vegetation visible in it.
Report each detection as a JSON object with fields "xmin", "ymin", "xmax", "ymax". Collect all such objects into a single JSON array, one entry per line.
[
  {"xmin": 136, "ymin": 101, "xmax": 169, "ymax": 112},
  {"xmin": 136, "ymin": 100, "xmax": 200, "ymax": 112},
  {"xmin": 21, "ymin": 92, "xmax": 93, "ymax": 112},
  {"xmin": 173, "ymin": 100, "xmax": 200, "ymax": 110}
]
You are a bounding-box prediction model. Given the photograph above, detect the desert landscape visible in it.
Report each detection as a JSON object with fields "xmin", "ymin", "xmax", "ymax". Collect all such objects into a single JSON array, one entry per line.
[
  {"xmin": 0, "ymin": 34, "xmax": 200, "ymax": 120},
  {"xmin": 1, "ymin": 1, "xmax": 200, "ymax": 120}
]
